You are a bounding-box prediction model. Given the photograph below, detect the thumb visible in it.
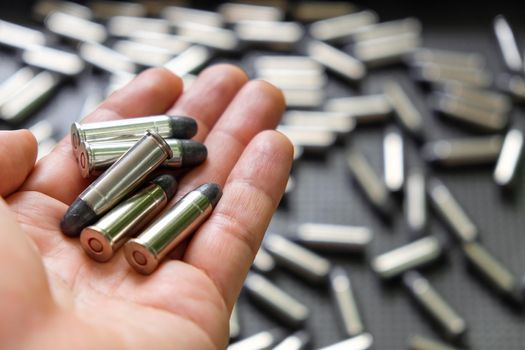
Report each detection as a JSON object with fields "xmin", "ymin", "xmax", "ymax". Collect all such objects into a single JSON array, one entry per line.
[{"xmin": 0, "ymin": 129, "xmax": 38, "ymax": 197}]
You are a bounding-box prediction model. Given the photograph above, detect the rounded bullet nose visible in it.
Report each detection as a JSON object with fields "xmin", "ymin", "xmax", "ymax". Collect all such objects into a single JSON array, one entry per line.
[
  {"xmin": 80, "ymin": 226, "xmax": 114, "ymax": 262},
  {"xmin": 168, "ymin": 116, "xmax": 198, "ymax": 139},
  {"xmin": 198, "ymin": 183, "xmax": 222, "ymax": 208},
  {"xmin": 151, "ymin": 174, "xmax": 178, "ymax": 201},
  {"xmin": 60, "ymin": 199, "xmax": 98, "ymax": 237},
  {"xmin": 180, "ymin": 140, "xmax": 207, "ymax": 167},
  {"xmin": 124, "ymin": 240, "xmax": 159, "ymax": 275}
]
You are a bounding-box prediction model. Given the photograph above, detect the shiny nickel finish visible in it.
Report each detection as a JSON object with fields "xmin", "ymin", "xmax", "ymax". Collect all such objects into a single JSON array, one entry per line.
[
  {"xmin": 79, "ymin": 42, "xmax": 137, "ymax": 74},
  {"xmin": 371, "ymin": 236, "xmax": 443, "ymax": 279},
  {"xmin": 273, "ymin": 331, "xmax": 310, "ymax": 350},
  {"xmin": 295, "ymin": 223, "xmax": 372, "ymax": 253},
  {"xmin": 227, "ymin": 329, "xmax": 283, "ymax": 350},
  {"xmin": 403, "ymin": 271, "xmax": 467, "ymax": 340},
  {"xmin": 462, "ymin": 241, "xmax": 523, "ymax": 303},
  {"xmin": 282, "ymin": 110, "xmax": 355, "ymax": 134},
  {"xmin": 427, "ymin": 179, "xmax": 478, "ymax": 243},
  {"xmin": 0, "ymin": 20, "xmax": 46, "ymax": 50},
  {"xmin": 383, "ymin": 126, "xmax": 404, "ymax": 193},
  {"xmin": 422, "ymin": 136, "xmax": 503, "ymax": 167},
  {"xmin": 408, "ymin": 335, "xmax": 460, "ymax": 350},
  {"xmin": 124, "ymin": 183, "xmax": 222, "ymax": 275},
  {"xmin": 22, "ymin": 45, "xmax": 85, "ymax": 76},
  {"xmin": 352, "ymin": 32, "xmax": 420, "ymax": 67},
  {"xmin": 70, "ymin": 115, "xmax": 197, "ymax": 154},
  {"xmin": 235, "ymin": 20, "xmax": 304, "ymax": 49},
  {"xmin": 330, "ymin": 267, "xmax": 365, "ymax": 337},
  {"xmin": 309, "ymin": 11, "xmax": 378, "ymax": 42},
  {"xmin": 408, "ymin": 49, "xmax": 485, "ymax": 70},
  {"xmin": 163, "ymin": 45, "xmax": 212, "ymax": 77},
  {"xmin": 346, "ymin": 149, "xmax": 393, "ymax": 218},
  {"xmin": 252, "ymin": 248, "xmax": 276, "ymax": 274},
  {"xmin": 325, "ymin": 94, "xmax": 393, "ymax": 124},
  {"xmin": 497, "ymin": 73, "xmax": 525, "ymax": 102},
  {"xmin": 405, "ymin": 168, "xmax": 427, "ymax": 236},
  {"xmin": 318, "ymin": 333, "xmax": 374, "ymax": 350},
  {"xmin": 77, "ymin": 138, "xmax": 206, "ymax": 178},
  {"xmin": 307, "ymin": 40, "xmax": 366, "ymax": 81},
  {"xmin": 494, "ymin": 129, "xmax": 524, "ymax": 188},
  {"xmin": 438, "ymin": 84, "xmax": 512, "ymax": 114},
  {"xmin": 45, "ymin": 11, "xmax": 107, "ymax": 43},
  {"xmin": 244, "ymin": 273, "xmax": 309, "ymax": 328},
  {"xmin": 493, "ymin": 15, "xmax": 522, "ymax": 72},
  {"xmin": 61, "ymin": 132, "xmax": 173, "ymax": 237},
  {"xmin": 383, "ymin": 80, "xmax": 425, "ymax": 139},
  {"xmin": 219, "ymin": 3, "xmax": 283, "ymax": 23},
  {"xmin": 265, "ymin": 234, "xmax": 331, "ymax": 285},
  {"xmin": 0, "ymin": 67, "xmax": 36, "ymax": 110},
  {"xmin": 80, "ymin": 175, "xmax": 176, "ymax": 262}
]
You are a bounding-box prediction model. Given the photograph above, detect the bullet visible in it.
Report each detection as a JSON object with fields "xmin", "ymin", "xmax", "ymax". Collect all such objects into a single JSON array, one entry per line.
[
  {"xmin": 277, "ymin": 125, "xmax": 337, "ymax": 153},
  {"xmin": 497, "ymin": 73, "xmax": 525, "ymax": 102},
  {"xmin": 461, "ymin": 241, "xmax": 523, "ymax": 303},
  {"xmin": 309, "ymin": 11, "xmax": 378, "ymax": 42},
  {"xmin": 78, "ymin": 139, "xmax": 206, "ymax": 178},
  {"xmin": 91, "ymin": 1, "xmax": 147, "ymax": 19},
  {"xmin": 254, "ymin": 55, "xmax": 322, "ymax": 72},
  {"xmin": 79, "ymin": 42, "xmax": 137, "ymax": 74},
  {"xmin": 307, "ymin": 40, "xmax": 366, "ymax": 81},
  {"xmin": 383, "ymin": 126, "xmax": 404, "ymax": 193},
  {"xmin": 61, "ymin": 132, "xmax": 173, "ymax": 237},
  {"xmin": 219, "ymin": 3, "xmax": 283, "ymax": 23},
  {"xmin": 408, "ymin": 335, "xmax": 460, "ymax": 350},
  {"xmin": 292, "ymin": 2, "xmax": 356, "ymax": 22},
  {"xmin": 33, "ymin": 0, "xmax": 92, "ymax": 21},
  {"xmin": 107, "ymin": 16, "xmax": 170, "ymax": 37},
  {"xmin": 124, "ymin": 183, "xmax": 222, "ymax": 274},
  {"xmin": 352, "ymin": 32, "xmax": 420, "ymax": 67},
  {"xmin": 164, "ymin": 45, "xmax": 212, "ymax": 77},
  {"xmin": 351, "ymin": 18, "xmax": 422, "ymax": 42},
  {"xmin": 273, "ymin": 331, "xmax": 311, "ymax": 350},
  {"xmin": 383, "ymin": 80, "xmax": 425, "ymax": 140},
  {"xmin": 228, "ymin": 329, "xmax": 284, "ymax": 350},
  {"xmin": 346, "ymin": 149, "xmax": 393, "ymax": 218},
  {"xmin": 0, "ymin": 67, "xmax": 36, "ymax": 110},
  {"xmin": 257, "ymin": 70, "xmax": 327, "ymax": 90},
  {"xmin": 80, "ymin": 175, "xmax": 177, "ymax": 262},
  {"xmin": 405, "ymin": 168, "xmax": 427, "ymax": 236},
  {"xmin": 70, "ymin": 115, "xmax": 197, "ymax": 155},
  {"xmin": 235, "ymin": 20, "xmax": 304, "ymax": 49},
  {"xmin": 412, "ymin": 64, "xmax": 492, "ymax": 88},
  {"xmin": 282, "ymin": 110, "xmax": 355, "ymax": 134},
  {"xmin": 252, "ymin": 247, "xmax": 276, "ymax": 274},
  {"xmin": 230, "ymin": 302, "xmax": 241, "ymax": 339},
  {"xmin": 264, "ymin": 234, "xmax": 331, "ymax": 285},
  {"xmin": 45, "ymin": 12, "xmax": 107, "ymax": 43},
  {"xmin": 494, "ymin": 129, "xmax": 524, "ymax": 188},
  {"xmin": 432, "ymin": 93, "xmax": 507, "ymax": 132},
  {"xmin": 0, "ymin": 71, "xmax": 61, "ymax": 123},
  {"xmin": 176, "ymin": 22, "xmax": 239, "ymax": 51},
  {"xmin": 422, "ymin": 136, "xmax": 503, "ymax": 167},
  {"xmin": 113, "ymin": 40, "xmax": 174, "ymax": 67},
  {"xmin": 403, "ymin": 271, "xmax": 467, "ymax": 340},
  {"xmin": 438, "ymin": 84, "xmax": 512, "ymax": 114},
  {"xmin": 330, "ymin": 267, "xmax": 364, "ymax": 337},
  {"xmin": 408, "ymin": 49, "xmax": 485, "ymax": 70},
  {"xmin": 295, "ymin": 223, "xmax": 372, "ymax": 253},
  {"xmin": 371, "ymin": 236, "xmax": 443, "ymax": 279},
  {"xmin": 281, "ymin": 88, "xmax": 325, "ymax": 108},
  {"xmin": 244, "ymin": 273, "xmax": 309, "ymax": 328},
  {"xmin": 22, "ymin": 45, "xmax": 85, "ymax": 77},
  {"xmin": 325, "ymin": 95, "xmax": 393, "ymax": 124},
  {"xmin": 0, "ymin": 20, "xmax": 47, "ymax": 50},
  {"xmin": 162, "ymin": 6, "xmax": 224, "ymax": 27},
  {"xmin": 318, "ymin": 333, "xmax": 374, "ymax": 350},
  {"xmin": 127, "ymin": 31, "xmax": 190, "ymax": 56},
  {"xmin": 493, "ymin": 15, "xmax": 522, "ymax": 72},
  {"xmin": 427, "ymin": 179, "xmax": 478, "ymax": 243}
]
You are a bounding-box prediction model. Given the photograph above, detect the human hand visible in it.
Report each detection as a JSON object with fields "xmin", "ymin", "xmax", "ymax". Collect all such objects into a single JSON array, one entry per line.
[{"xmin": 0, "ymin": 65, "xmax": 292, "ymax": 349}]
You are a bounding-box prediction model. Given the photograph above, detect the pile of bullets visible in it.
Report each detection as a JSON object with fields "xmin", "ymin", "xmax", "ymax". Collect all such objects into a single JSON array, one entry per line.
[
  {"xmin": 1, "ymin": 1, "xmax": 525, "ymax": 349},
  {"xmin": 63, "ymin": 116, "xmax": 219, "ymax": 275}
]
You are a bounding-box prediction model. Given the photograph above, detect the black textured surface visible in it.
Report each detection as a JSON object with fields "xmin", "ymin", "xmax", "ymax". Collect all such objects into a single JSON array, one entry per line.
[
  {"xmin": 151, "ymin": 174, "xmax": 178, "ymax": 201},
  {"xmin": 180, "ymin": 140, "xmax": 208, "ymax": 167},
  {"xmin": 60, "ymin": 198, "xmax": 98, "ymax": 237},
  {"xmin": 1, "ymin": 5, "xmax": 525, "ymax": 350},
  {"xmin": 199, "ymin": 183, "xmax": 222, "ymax": 208},
  {"xmin": 168, "ymin": 115, "xmax": 198, "ymax": 139}
]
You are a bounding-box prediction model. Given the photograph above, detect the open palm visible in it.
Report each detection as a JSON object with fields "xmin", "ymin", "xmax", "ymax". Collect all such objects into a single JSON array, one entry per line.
[{"xmin": 0, "ymin": 65, "xmax": 292, "ymax": 350}]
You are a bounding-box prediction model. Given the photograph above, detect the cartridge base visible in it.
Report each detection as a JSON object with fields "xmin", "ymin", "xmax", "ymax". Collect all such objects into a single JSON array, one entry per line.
[
  {"xmin": 80, "ymin": 226, "xmax": 115, "ymax": 262},
  {"xmin": 124, "ymin": 239, "xmax": 160, "ymax": 275}
]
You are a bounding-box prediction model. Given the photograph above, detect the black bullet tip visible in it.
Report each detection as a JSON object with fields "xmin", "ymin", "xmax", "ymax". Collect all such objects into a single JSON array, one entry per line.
[
  {"xmin": 151, "ymin": 174, "xmax": 178, "ymax": 201},
  {"xmin": 168, "ymin": 116, "xmax": 198, "ymax": 139},
  {"xmin": 60, "ymin": 199, "xmax": 98, "ymax": 237},
  {"xmin": 198, "ymin": 183, "xmax": 222, "ymax": 208},
  {"xmin": 180, "ymin": 140, "xmax": 207, "ymax": 167}
]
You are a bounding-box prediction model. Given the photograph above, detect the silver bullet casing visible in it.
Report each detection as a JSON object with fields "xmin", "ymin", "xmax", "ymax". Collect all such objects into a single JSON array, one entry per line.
[
  {"xmin": 330, "ymin": 267, "xmax": 365, "ymax": 337},
  {"xmin": 71, "ymin": 115, "xmax": 197, "ymax": 155},
  {"xmin": 124, "ymin": 183, "xmax": 222, "ymax": 275},
  {"xmin": 60, "ymin": 131, "xmax": 173, "ymax": 237},
  {"xmin": 403, "ymin": 271, "xmax": 467, "ymax": 340},
  {"xmin": 80, "ymin": 175, "xmax": 176, "ymax": 262}
]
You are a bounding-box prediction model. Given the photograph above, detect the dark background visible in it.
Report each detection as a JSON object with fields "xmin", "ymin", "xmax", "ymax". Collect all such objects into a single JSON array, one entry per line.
[{"xmin": 1, "ymin": 1, "xmax": 524, "ymax": 349}]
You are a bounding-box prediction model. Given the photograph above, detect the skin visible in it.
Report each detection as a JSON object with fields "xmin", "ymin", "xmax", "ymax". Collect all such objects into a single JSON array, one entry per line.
[{"xmin": 0, "ymin": 65, "xmax": 293, "ymax": 350}]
